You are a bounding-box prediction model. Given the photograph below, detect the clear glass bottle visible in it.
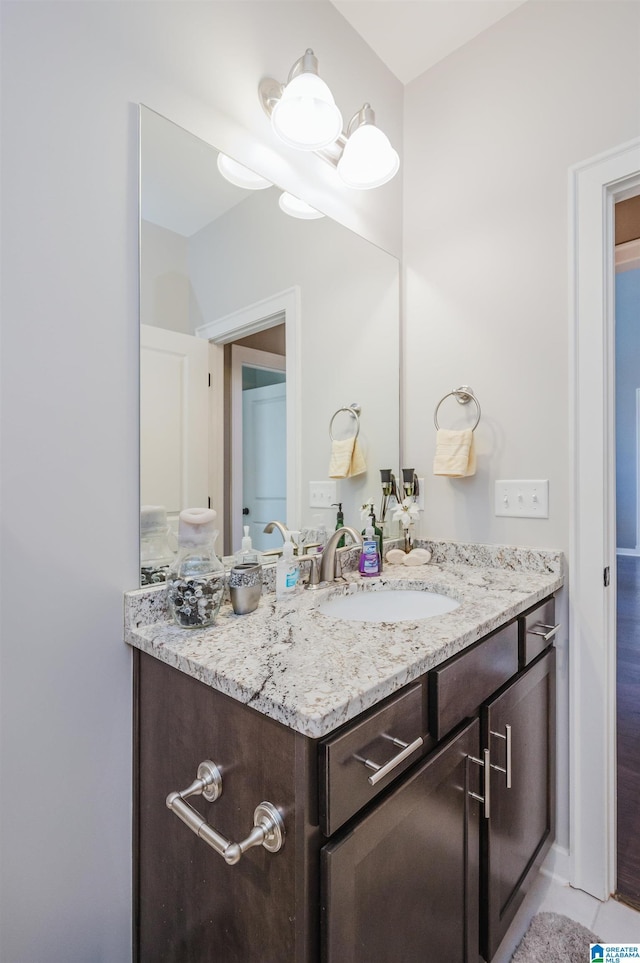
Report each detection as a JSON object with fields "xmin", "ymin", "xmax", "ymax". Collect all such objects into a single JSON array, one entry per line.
[
  {"xmin": 166, "ymin": 507, "xmax": 225, "ymax": 628},
  {"xmin": 140, "ymin": 505, "xmax": 175, "ymax": 585}
]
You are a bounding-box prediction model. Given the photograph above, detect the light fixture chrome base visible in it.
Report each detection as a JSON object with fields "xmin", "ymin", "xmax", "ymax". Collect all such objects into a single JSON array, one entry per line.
[{"xmin": 258, "ymin": 77, "xmax": 284, "ymax": 118}]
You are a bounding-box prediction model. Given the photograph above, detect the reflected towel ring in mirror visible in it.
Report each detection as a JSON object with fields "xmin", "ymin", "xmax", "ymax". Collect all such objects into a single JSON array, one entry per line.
[
  {"xmin": 433, "ymin": 386, "xmax": 481, "ymax": 431},
  {"xmin": 329, "ymin": 404, "xmax": 361, "ymax": 441}
]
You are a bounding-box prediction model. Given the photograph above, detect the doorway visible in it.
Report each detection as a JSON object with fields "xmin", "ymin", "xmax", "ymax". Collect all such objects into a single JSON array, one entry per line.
[
  {"xmin": 196, "ymin": 285, "xmax": 301, "ymax": 557},
  {"xmin": 614, "ymin": 194, "xmax": 640, "ymax": 908},
  {"xmin": 228, "ymin": 340, "xmax": 286, "ymax": 554},
  {"xmin": 570, "ymin": 137, "xmax": 640, "ymax": 901}
]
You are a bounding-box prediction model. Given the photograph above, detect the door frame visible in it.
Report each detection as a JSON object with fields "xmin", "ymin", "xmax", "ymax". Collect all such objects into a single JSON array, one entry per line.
[
  {"xmin": 230, "ymin": 345, "xmax": 286, "ymax": 551},
  {"xmin": 196, "ymin": 286, "xmax": 301, "ymax": 536},
  {"xmin": 570, "ymin": 137, "xmax": 640, "ymax": 900}
]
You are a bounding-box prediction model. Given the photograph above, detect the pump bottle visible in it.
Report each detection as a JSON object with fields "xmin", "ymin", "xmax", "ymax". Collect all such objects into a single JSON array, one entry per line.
[
  {"xmin": 359, "ymin": 523, "xmax": 381, "ymax": 577},
  {"xmin": 276, "ymin": 536, "xmax": 300, "ymax": 599},
  {"xmin": 361, "ymin": 511, "xmax": 384, "ymax": 572},
  {"xmin": 332, "ymin": 502, "xmax": 345, "ymax": 548}
]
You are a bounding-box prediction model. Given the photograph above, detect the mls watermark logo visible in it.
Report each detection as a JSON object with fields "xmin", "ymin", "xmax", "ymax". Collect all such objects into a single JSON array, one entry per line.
[{"xmin": 591, "ymin": 944, "xmax": 640, "ymax": 961}]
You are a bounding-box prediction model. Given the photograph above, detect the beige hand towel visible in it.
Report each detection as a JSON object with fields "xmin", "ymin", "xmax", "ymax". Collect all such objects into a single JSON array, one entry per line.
[
  {"xmin": 329, "ymin": 436, "xmax": 367, "ymax": 478},
  {"xmin": 433, "ymin": 429, "xmax": 476, "ymax": 477},
  {"xmin": 349, "ymin": 438, "xmax": 367, "ymax": 476}
]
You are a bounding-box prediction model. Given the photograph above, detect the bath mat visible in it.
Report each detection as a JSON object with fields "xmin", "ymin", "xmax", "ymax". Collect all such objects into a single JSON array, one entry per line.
[{"xmin": 511, "ymin": 911, "xmax": 599, "ymax": 962}]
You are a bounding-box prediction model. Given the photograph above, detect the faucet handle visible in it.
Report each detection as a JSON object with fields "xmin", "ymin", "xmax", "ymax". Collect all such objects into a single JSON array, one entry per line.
[{"xmin": 296, "ymin": 553, "xmax": 326, "ymax": 590}]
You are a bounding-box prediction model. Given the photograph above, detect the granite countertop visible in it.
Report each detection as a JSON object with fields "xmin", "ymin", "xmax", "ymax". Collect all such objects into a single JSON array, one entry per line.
[{"xmin": 124, "ymin": 541, "xmax": 563, "ymax": 739}]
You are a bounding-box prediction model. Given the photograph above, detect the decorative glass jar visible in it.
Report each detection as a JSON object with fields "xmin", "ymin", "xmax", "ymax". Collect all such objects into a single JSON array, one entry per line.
[{"xmin": 166, "ymin": 508, "xmax": 225, "ymax": 628}]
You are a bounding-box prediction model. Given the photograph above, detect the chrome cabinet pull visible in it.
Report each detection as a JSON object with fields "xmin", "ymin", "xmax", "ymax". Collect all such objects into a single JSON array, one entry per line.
[
  {"xmin": 362, "ymin": 735, "xmax": 424, "ymax": 786},
  {"xmin": 527, "ymin": 622, "xmax": 560, "ymax": 641},
  {"xmin": 468, "ymin": 748, "xmax": 491, "ymax": 819},
  {"xmin": 490, "ymin": 724, "xmax": 512, "ymax": 788},
  {"xmin": 166, "ymin": 760, "xmax": 285, "ymax": 866}
]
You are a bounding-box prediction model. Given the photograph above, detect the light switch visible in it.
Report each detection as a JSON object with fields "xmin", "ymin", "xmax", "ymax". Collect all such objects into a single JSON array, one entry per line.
[
  {"xmin": 309, "ymin": 481, "xmax": 337, "ymax": 508},
  {"xmin": 494, "ymin": 480, "xmax": 549, "ymax": 518}
]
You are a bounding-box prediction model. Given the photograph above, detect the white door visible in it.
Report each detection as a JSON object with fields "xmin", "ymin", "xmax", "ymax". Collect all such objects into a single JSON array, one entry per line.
[
  {"xmin": 242, "ymin": 382, "xmax": 287, "ymax": 551},
  {"xmin": 140, "ymin": 324, "xmax": 209, "ymax": 525},
  {"xmin": 230, "ymin": 345, "xmax": 286, "ymax": 552}
]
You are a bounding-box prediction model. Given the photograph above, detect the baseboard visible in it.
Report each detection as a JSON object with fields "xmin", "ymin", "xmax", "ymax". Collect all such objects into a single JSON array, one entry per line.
[{"xmin": 539, "ymin": 843, "xmax": 572, "ymax": 886}]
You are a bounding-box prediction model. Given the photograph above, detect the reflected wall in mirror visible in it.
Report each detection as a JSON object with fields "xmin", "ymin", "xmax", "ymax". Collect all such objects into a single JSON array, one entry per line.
[{"xmin": 139, "ymin": 105, "xmax": 400, "ymax": 581}]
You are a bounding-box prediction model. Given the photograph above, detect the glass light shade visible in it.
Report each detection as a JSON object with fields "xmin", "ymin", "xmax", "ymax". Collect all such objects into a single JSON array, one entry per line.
[
  {"xmin": 216, "ymin": 153, "xmax": 272, "ymax": 190},
  {"xmin": 337, "ymin": 124, "xmax": 400, "ymax": 190},
  {"xmin": 278, "ymin": 192, "xmax": 324, "ymax": 220},
  {"xmin": 271, "ymin": 73, "xmax": 343, "ymax": 151}
]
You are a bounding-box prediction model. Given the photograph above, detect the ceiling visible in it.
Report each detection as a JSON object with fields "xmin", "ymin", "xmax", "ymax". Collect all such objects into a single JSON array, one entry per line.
[{"xmin": 330, "ymin": 0, "xmax": 528, "ymax": 85}]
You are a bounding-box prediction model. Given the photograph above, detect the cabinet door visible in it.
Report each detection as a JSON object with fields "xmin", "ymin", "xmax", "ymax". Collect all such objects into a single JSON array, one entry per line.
[
  {"xmin": 481, "ymin": 648, "xmax": 556, "ymax": 961},
  {"xmin": 322, "ymin": 719, "xmax": 481, "ymax": 963}
]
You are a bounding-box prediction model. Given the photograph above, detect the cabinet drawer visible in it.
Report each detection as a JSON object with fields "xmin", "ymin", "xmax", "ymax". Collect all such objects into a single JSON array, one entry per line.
[
  {"xmin": 519, "ymin": 597, "xmax": 557, "ymax": 666},
  {"xmin": 319, "ymin": 683, "xmax": 427, "ymax": 837},
  {"xmin": 428, "ymin": 621, "xmax": 519, "ymax": 741},
  {"xmin": 321, "ymin": 718, "xmax": 480, "ymax": 963}
]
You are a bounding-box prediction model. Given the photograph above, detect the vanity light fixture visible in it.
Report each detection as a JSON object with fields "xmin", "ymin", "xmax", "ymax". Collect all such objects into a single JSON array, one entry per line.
[
  {"xmin": 337, "ymin": 104, "xmax": 400, "ymax": 190},
  {"xmin": 278, "ymin": 191, "xmax": 324, "ymax": 220},
  {"xmin": 259, "ymin": 51, "xmax": 399, "ymax": 190},
  {"xmin": 263, "ymin": 49, "xmax": 343, "ymax": 152},
  {"xmin": 216, "ymin": 153, "xmax": 273, "ymax": 190}
]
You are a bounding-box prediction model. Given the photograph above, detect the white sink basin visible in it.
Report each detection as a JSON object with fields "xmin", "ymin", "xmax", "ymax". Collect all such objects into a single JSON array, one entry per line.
[{"xmin": 318, "ymin": 589, "xmax": 460, "ymax": 623}]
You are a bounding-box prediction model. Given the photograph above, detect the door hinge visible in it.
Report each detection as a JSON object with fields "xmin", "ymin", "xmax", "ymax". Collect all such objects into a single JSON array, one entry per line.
[
  {"xmin": 208, "ymin": 496, "xmax": 211, "ymax": 509},
  {"xmin": 208, "ymin": 373, "xmax": 211, "ymax": 387},
  {"xmin": 604, "ymin": 566, "xmax": 610, "ymax": 587}
]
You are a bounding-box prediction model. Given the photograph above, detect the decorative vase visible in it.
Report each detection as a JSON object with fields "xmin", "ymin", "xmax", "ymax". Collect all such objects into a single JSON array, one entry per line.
[{"xmin": 166, "ymin": 508, "xmax": 225, "ymax": 628}]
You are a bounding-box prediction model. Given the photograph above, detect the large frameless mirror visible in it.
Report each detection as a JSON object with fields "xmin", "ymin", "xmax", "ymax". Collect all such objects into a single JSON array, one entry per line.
[{"xmin": 139, "ymin": 105, "xmax": 400, "ymax": 583}]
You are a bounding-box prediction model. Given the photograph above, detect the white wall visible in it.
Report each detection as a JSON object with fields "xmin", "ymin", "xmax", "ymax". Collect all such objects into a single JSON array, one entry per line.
[
  {"xmin": 0, "ymin": 3, "xmax": 402, "ymax": 961},
  {"xmin": 403, "ymin": 0, "xmax": 640, "ymax": 851}
]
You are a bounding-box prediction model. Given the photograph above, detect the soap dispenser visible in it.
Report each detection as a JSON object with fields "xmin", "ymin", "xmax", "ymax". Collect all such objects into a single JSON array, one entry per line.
[
  {"xmin": 332, "ymin": 503, "xmax": 345, "ymax": 548},
  {"xmin": 359, "ymin": 522, "xmax": 381, "ymax": 577},
  {"xmin": 235, "ymin": 525, "xmax": 260, "ymax": 566},
  {"xmin": 361, "ymin": 511, "xmax": 384, "ymax": 572},
  {"xmin": 276, "ymin": 535, "xmax": 300, "ymax": 599}
]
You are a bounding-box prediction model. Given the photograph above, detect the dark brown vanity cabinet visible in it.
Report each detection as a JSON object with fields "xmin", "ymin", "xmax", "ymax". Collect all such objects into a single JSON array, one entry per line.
[
  {"xmin": 481, "ymin": 647, "xmax": 556, "ymax": 960},
  {"xmin": 133, "ymin": 595, "xmax": 557, "ymax": 963}
]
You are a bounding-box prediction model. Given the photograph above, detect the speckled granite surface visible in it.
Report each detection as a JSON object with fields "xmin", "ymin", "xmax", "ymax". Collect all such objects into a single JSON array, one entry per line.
[{"xmin": 125, "ymin": 542, "xmax": 563, "ymax": 739}]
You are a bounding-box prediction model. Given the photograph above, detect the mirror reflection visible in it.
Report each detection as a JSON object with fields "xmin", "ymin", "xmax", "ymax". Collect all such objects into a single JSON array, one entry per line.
[{"xmin": 139, "ymin": 105, "xmax": 400, "ymax": 582}]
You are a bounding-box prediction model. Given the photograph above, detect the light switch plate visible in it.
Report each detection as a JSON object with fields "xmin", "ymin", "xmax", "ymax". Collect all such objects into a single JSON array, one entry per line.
[
  {"xmin": 309, "ymin": 480, "xmax": 337, "ymax": 509},
  {"xmin": 494, "ymin": 480, "xmax": 549, "ymax": 518}
]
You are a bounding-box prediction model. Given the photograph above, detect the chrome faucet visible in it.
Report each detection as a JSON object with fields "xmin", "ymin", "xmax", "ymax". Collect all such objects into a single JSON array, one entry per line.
[
  {"xmin": 320, "ymin": 527, "xmax": 363, "ymax": 583},
  {"xmin": 263, "ymin": 520, "xmax": 289, "ymax": 542},
  {"xmin": 260, "ymin": 520, "xmax": 291, "ymax": 559}
]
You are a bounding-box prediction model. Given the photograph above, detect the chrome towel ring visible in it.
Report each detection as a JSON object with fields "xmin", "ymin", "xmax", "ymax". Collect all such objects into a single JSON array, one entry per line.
[
  {"xmin": 329, "ymin": 404, "xmax": 361, "ymax": 441},
  {"xmin": 434, "ymin": 386, "xmax": 481, "ymax": 431}
]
